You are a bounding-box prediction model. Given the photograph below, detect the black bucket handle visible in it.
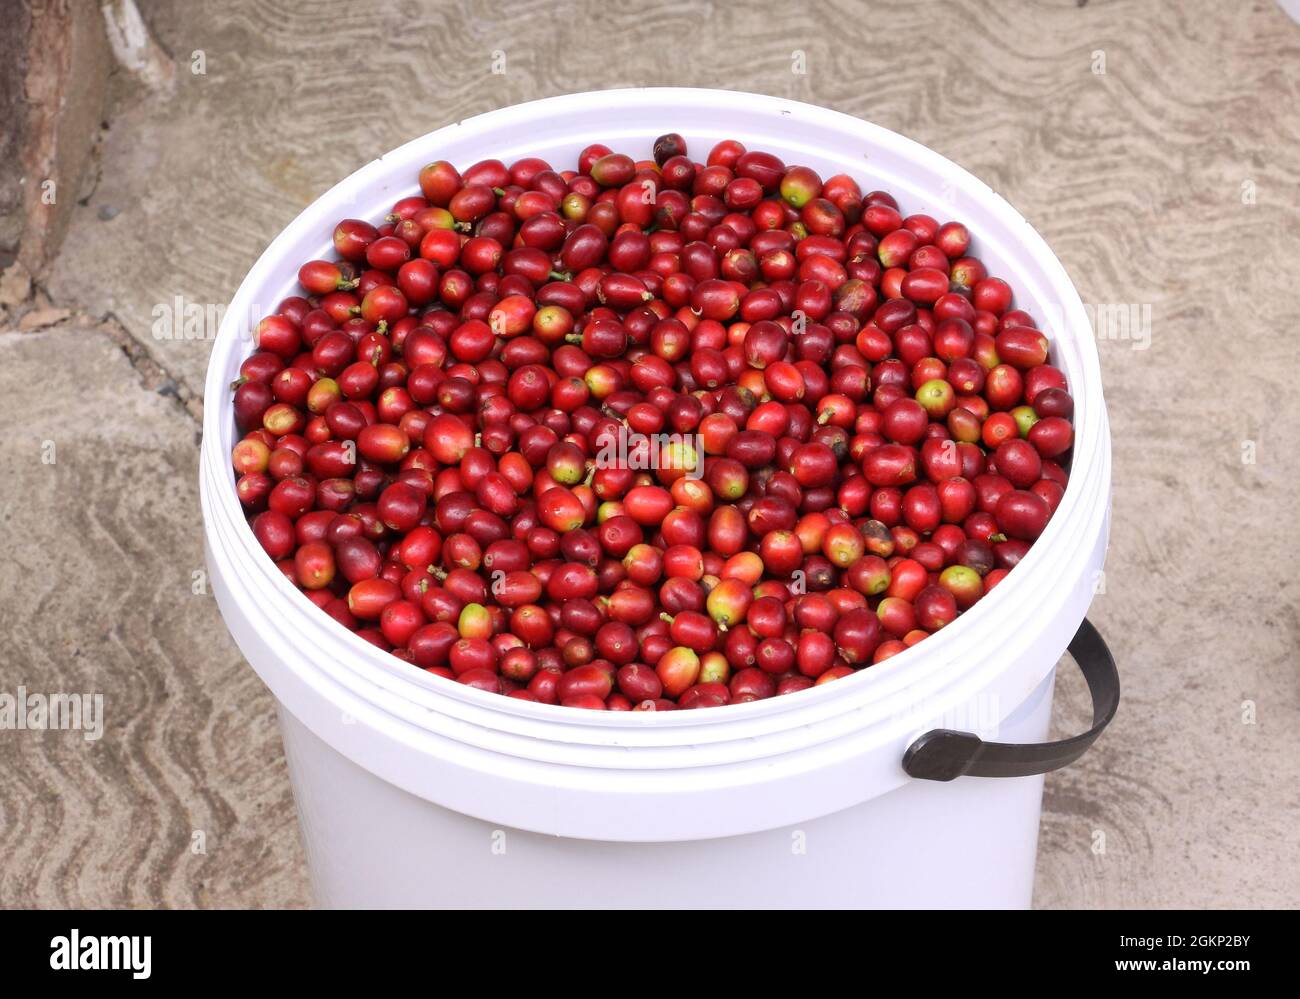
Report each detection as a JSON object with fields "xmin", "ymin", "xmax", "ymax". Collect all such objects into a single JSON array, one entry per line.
[{"xmin": 902, "ymin": 618, "xmax": 1119, "ymax": 781}]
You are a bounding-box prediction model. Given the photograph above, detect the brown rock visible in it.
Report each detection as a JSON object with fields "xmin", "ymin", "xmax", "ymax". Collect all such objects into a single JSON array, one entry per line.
[
  {"xmin": 18, "ymin": 306, "xmax": 72, "ymax": 331},
  {"xmin": 0, "ymin": 261, "xmax": 32, "ymax": 307}
]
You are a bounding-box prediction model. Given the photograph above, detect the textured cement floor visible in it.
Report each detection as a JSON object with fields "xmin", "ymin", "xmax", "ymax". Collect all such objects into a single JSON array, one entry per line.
[{"xmin": 2, "ymin": 0, "xmax": 1298, "ymax": 908}]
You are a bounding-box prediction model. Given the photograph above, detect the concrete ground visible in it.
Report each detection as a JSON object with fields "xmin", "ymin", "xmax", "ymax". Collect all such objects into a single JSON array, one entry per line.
[{"xmin": 1, "ymin": 0, "xmax": 1297, "ymax": 908}]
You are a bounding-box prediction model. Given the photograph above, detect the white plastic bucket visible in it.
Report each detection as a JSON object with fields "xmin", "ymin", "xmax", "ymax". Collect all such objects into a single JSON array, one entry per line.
[{"xmin": 201, "ymin": 88, "xmax": 1111, "ymax": 908}]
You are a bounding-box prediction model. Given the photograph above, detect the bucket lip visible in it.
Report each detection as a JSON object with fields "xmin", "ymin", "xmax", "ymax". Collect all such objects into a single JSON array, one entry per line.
[{"xmin": 202, "ymin": 86, "xmax": 1106, "ymax": 743}]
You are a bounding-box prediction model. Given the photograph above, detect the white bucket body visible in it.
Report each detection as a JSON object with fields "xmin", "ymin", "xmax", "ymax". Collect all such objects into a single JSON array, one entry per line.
[
  {"xmin": 201, "ymin": 89, "xmax": 1111, "ymax": 908},
  {"xmin": 280, "ymin": 667, "xmax": 1057, "ymax": 909}
]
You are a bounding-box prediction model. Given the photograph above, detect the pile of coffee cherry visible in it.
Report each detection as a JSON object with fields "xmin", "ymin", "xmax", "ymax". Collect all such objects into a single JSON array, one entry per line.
[{"xmin": 229, "ymin": 132, "xmax": 1074, "ymax": 710}]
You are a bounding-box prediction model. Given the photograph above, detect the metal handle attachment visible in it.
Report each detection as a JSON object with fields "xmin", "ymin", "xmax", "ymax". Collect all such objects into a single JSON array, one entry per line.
[{"xmin": 903, "ymin": 618, "xmax": 1119, "ymax": 781}]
